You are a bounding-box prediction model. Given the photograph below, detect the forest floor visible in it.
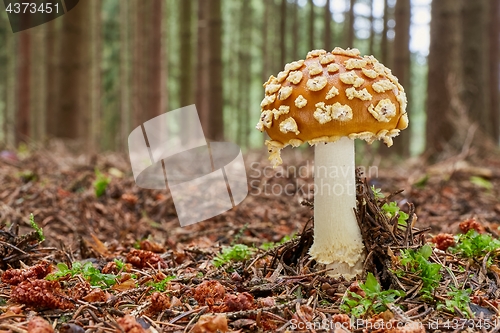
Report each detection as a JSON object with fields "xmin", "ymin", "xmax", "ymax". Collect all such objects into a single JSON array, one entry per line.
[{"xmin": 0, "ymin": 144, "xmax": 500, "ymax": 333}]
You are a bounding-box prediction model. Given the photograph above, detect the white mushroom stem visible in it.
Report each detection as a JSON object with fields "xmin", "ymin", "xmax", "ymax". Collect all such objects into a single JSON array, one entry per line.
[{"xmin": 309, "ymin": 137, "xmax": 365, "ymax": 279}]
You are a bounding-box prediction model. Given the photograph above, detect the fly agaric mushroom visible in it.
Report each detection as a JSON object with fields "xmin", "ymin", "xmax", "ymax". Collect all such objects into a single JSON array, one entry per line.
[{"xmin": 256, "ymin": 47, "xmax": 408, "ymax": 279}]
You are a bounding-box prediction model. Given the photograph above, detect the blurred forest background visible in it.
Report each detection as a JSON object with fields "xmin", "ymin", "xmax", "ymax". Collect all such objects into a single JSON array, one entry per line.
[{"xmin": 0, "ymin": 0, "xmax": 498, "ymax": 161}]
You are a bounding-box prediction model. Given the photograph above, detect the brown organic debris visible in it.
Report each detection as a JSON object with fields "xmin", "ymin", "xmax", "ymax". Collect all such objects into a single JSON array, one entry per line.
[
  {"xmin": 27, "ymin": 316, "xmax": 54, "ymax": 333},
  {"xmin": 430, "ymin": 233, "xmax": 455, "ymax": 251},
  {"xmin": 191, "ymin": 314, "xmax": 228, "ymax": 333},
  {"xmin": 126, "ymin": 248, "xmax": 167, "ymax": 269},
  {"xmin": 2, "ymin": 261, "xmax": 52, "ymax": 285},
  {"xmin": 116, "ymin": 315, "xmax": 147, "ymax": 333},
  {"xmin": 11, "ymin": 279, "xmax": 74, "ymax": 310}
]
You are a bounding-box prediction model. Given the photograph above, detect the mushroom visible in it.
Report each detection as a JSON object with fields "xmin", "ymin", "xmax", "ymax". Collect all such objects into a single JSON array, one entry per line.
[{"xmin": 256, "ymin": 47, "xmax": 408, "ymax": 279}]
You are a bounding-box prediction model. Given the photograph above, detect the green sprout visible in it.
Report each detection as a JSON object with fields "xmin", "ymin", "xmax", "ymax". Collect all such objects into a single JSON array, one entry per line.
[
  {"xmin": 470, "ymin": 176, "xmax": 492, "ymax": 191},
  {"xmin": 260, "ymin": 234, "xmax": 294, "ymax": 251},
  {"xmin": 93, "ymin": 169, "xmax": 110, "ymax": 198},
  {"xmin": 399, "ymin": 244, "xmax": 442, "ymax": 299},
  {"xmin": 29, "ymin": 213, "xmax": 45, "ymax": 242},
  {"xmin": 46, "ymin": 262, "xmax": 117, "ymax": 288},
  {"xmin": 213, "ymin": 244, "xmax": 254, "ymax": 267},
  {"xmin": 148, "ymin": 276, "xmax": 176, "ymax": 292},
  {"xmin": 371, "ymin": 186, "xmax": 385, "ymax": 199},
  {"xmin": 341, "ymin": 272, "xmax": 405, "ymax": 317},
  {"xmin": 437, "ymin": 286, "xmax": 472, "ymax": 317},
  {"xmin": 451, "ymin": 230, "xmax": 500, "ymax": 260},
  {"xmin": 382, "ymin": 201, "xmax": 409, "ymax": 226},
  {"xmin": 114, "ymin": 258, "xmax": 127, "ymax": 271}
]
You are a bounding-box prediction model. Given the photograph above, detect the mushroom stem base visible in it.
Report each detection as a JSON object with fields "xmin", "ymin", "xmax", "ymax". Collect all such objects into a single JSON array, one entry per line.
[{"xmin": 309, "ymin": 138, "xmax": 365, "ymax": 280}]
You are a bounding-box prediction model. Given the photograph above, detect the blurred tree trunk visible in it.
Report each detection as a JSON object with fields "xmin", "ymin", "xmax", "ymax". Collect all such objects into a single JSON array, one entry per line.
[
  {"xmin": 369, "ymin": 0, "xmax": 375, "ymax": 56},
  {"xmin": 425, "ymin": 0, "xmax": 462, "ymax": 158},
  {"xmin": 31, "ymin": 25, "xmax": 47, "ymax": 143},
  {"xmin": 4, "ymin": 26, "xmax": 16, "ymax": 146},
  {"xmin": 279, "ymin": 0, "xmax": 286, "ymax": 65},
  {"xmin": 132, "ymin": 1, "xmax": 163, "ymax": 128},
  {"xmin": 180, "ymin": 0, "xmax": 194, "ymax": 108},
  {"xmin": 309, "ymin": 0, "xmax": 314, "ymax": 50},
  {"xmin": 380, "ymin": 0, "xmax": 411, "ymax": 156},
  {"xmin": 45, "ymin": 19, "xmax": 60, "ymax": 142},
  {"xmin": 237, "ymin": 0, "xmax": 252, "ymax": 147},
  {"xmin": 52, "ymin": 2, "xmax": 89, "ymax": 140},
  {"xmin": 323, "ymin": 0, "xmax": 331, "ymax": 50},
  {"xmin": 488, "ymin": 0, "xmax": 499, "ymax": 142},
  {"xmin": 89, "ymin": 0, "xmax": 101, "ymax": 152},
  {"xmin": 261, "ymin": 0, "xmax": 270, "ymax": 83},
  {"xmin": 346, "ymin": 0, "xmax": 355, "ymax": 48},
  {"xmin": 461, "ymin": 0, "xmax": 491, "ymax": 137},
  {"xmin": 16, "ymin": 30, "xmax": 30, "ymax": 144},
  {"xmin": 196, "ymin": 0, "xmax": 209, "ymax": 127},
  {"xmin": 292, "ymin": 0, "xmax": 299, "ymax": 60},
  {"xmin": 197, "ymin": 0, "xmax": 223, "ymax": 141},
  {"xmin": 149, "ymin": 1, "xmax": 164, "ymax": 119},
  {"xmin": 120, "ymin": 0, "xmax": 131, "ymax": 151},
  {"xmin": 381, "ymin": 0, "xmax": 389, "ymax": 65}
]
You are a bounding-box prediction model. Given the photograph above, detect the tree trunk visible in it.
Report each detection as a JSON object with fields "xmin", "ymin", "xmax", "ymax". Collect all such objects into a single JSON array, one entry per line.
[
  {"xmin": 4, "ymin": 24, "xmax": 16, "ymax": 146},
  {"xmin": 30, "ymin": 23, "xmax": 47, "ymax": 143},
  {"xmin": 239, "ymin": 0, "xmax": 252, "ymax": 147},
  {"xmin": 261, "ymin": 0, "xmax": 270, "ymax": 83},
  {"xmin": 324, "ymin": 0, "xmax": 332, "ymax": 50},
  {"xmin": 381, "ymin": 0, "xmax": 389, "ymax": 65},
  {"xmin": 180, "ymin": 0, "xmax": 194, "ymax": 108},
  {"xmin": 346, "ymin": 0, "xmax": 355, "ymax": 48},
  {"xmin": 309, "ymin": 0, "xmax": 314, "ymax": 51},
  {"xmin": 488, "ymin": 0, "xmax": 499, "ymax": 142},
  {"xmin": 369, "ymin": 0, "xmax": 375, "ymax": 56},
  {"xmin": 132, "ymin": 1, "xmax": 163, "ymax": 128},
  {"xmin": 53, "ymin": 2, "xmax": 89, "ymax": 140},
  {"xmin": 279, "ymin": 0, "xmax": 286, "ymax": 65},
  {"xmin": 89, "ymin": 0, "xmax": 101, "ymax": 152},
  {"xmin": 120, "ymin": 0, "xmax": 131, "ymax": 151},
  {"xmin": 425, "ymin": 0, "xmax": 462, "ymax": 158},
  {"xmin": 207, "ymin": 0, "xmax": 223, "ymax": 141},
  {"xmin": 292, "ymin": 0, "xmax": 299, "ymax": 60},
  {"xmin": 196, "ymin": 0, "xmax": 210, "ymax": 130},
  {"xmin": 45, "ymin": 19, "xmax": 60, "ymax": 142},
  {"xmin": 16, "ymin": 30, "xmax": 30, "ymax": 144},
  {"xmin": 197, "ymin": 0, "xmax": 223, "ymax": 141},
  {"xmin": 380, "ymin": 0, "xmax": 411, "ymax": 156},
  {"xmin": 461, "ymin": 0, "xmax": 490, "ymax": 137}
]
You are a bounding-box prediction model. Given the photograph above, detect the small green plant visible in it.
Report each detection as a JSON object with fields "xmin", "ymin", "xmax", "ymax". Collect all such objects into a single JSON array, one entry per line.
[
  {"xmin": 260, "ymin": 234, "xmax": 294, "ymax": 251},
  {"xmin": 46, "ymin": 262, "xmax": 117, "ymax": 288},
  {"xmin": 437, "ymin": 286, "xmax": 471, "ymax": 317},
  {"xmin": 29, "ymin": 213, "xmax": 45, "ymax": 241},
  {"xmin": 114, "ymin": 258, "xmax": 127, "ymax": 271},
  {"xmin": 232, "ymin": 223, "xmax": 249, "ymax": 245},
  {"xmin": 371, "ymin": 185, "xmax": 385, "ymax": 199},
  {"xmin": 93, "ymin": 169, "xmax": 110, "ymax": 198},
  {"xmin": 470, "ymin": 176, "xmax": 493, "ymax": 191},
  {"xmin": 341, "ymin": 272, "xmax": 405, "ymax": 317},
  {"xmin": 382, "ymin": 201, "xmax": 409, "ymax": 226},
  {"xmin": 451, "ymin": 230, "xmax": 500, "ymax": 260},
  {"xmin": 148, "ymin": 276, "xmax": 176, "ymax": 292},
  {"xmin": 399, "ymin": 244, "xmax": 442, "ymax": 299},
  {"xmin": 213, "ymin": 244, "xmax": 254, "ymax": 267}
]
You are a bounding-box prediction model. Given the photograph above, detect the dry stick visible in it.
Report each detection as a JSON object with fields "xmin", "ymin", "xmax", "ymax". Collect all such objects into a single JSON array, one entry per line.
[
  {"xmin": 281, "ymin": 267, "xmax": 334, "ymax": 279},
  {"xmin": 169, "ymin": 306, "xmax": 208, "ymax": 325},
  {"xmin": 183, "ymin": 306, "xmax": 209, "ymax": 333},
  {"xmin": 0, "ymin": 325, "xmax": 27, "ymax": 333}
]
